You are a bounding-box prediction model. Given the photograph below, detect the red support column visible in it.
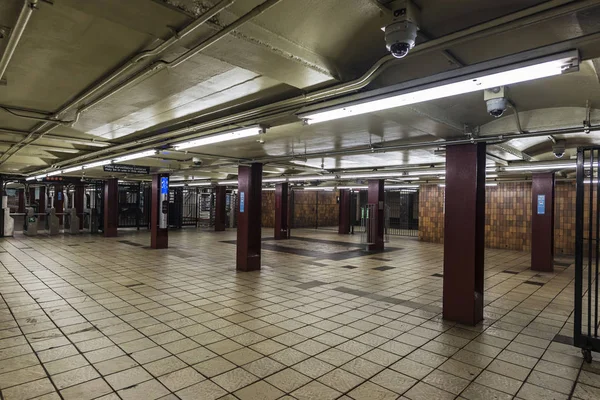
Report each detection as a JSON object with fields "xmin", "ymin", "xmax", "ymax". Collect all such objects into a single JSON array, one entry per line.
[
  {"xmin": 18, "ymin": 189, "xmax": 25, "ymax": 213},
  {"xmin": 338, "ymin": 189, "xmax": 351, "ymax": 234},
  {"xmin": 367, "ymin": 180, "xmax": 385, "ymax": 251},
  {"xmin": 55, "ymin": 185, "xmax": 64, "ymax": 225},
  {"xmin": 274, "ymin": 183, "xmax": 289, "ymax": 240},
  {"xmin": 443, "ymin": 143, "xmax": 486, "ymax": 326},
  {"xmin": 104, "ymin": 178, "xmax": 118, "ymax": 237},
  {"xmin": 237, "ymin": 163, "xmax": 262, "ymax": 271},
  {"xmin": 214, "ymin": 186, "xmax": 227, "ymax": 232},
  {"xmin": 531, "ymin": 172, "xmax": 555, "ymax": 272},
  {"xmin": 75, "ymin": 185, "xmax": 84, "ymax": 229},
  {"xmin": 151, "ymin": 174, "xmax": 169, "ymax": 249}
]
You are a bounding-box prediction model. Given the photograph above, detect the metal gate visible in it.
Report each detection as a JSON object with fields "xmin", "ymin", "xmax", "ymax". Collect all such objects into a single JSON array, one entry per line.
[
  {"xmin": 386, "ymin": 190, "xmax": 419, "ymax": 237},
  {"xmin": 182, "ymin": 188, "xmax": 199, "ymax": 226},
  {"xmin": 226, "ymin": 190, "xmax": 237, "ymax": 228},
  {"xmin": 117, "ymin": 183, "xmax": 149, "ymax": 229},
  {"xmin": 198, "ymin": 190, "xmax": 214, "ymax": 227},
  {"xmin": 575, "ymin": 147, "xmax": 600, "ymax": 363}
]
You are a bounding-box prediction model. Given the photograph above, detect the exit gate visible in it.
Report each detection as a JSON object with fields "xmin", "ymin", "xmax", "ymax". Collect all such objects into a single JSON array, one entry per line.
[{"xmin": 575, "ymin": 147, "xmax": 600, "ymax": 362}]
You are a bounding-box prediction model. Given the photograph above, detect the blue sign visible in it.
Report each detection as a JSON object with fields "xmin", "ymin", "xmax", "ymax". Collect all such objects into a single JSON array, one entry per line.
[
  {"xmin": 240, "ymin": 192, "xmax": 245, "ymax": 213},
  {"xmin": 161, "ymin": 177, "xmax": 169, "ymax": 195},
  {"xmin": 537, "ymin": 194, "xmax": 545, "ymax": 215},
  {"xmin": 57, "ymin": 192, "xmax": 62, "ymax": 201}
]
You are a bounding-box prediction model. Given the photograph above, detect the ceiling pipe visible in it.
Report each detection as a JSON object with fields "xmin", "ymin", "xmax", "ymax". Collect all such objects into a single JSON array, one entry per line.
[
  {"xmin": 0, "ymin": 0, "xmax": 235, "ymax": 165},
  {"xmin": 79, "ymin": 0, "xmax": 284, "ymax": 113},
  {"xmin": 15, "ymin": 1, "xmax": 600, "ymax": 173},
  {"xmin": 0, "ymin": 0, "xmax": 38, "ymax": 83}
]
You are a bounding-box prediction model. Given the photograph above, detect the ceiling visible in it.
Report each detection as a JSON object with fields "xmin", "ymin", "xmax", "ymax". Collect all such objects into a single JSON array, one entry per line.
[{"xmin": 1, "ymin": 0, "xmax": 600, "ymax": 185}]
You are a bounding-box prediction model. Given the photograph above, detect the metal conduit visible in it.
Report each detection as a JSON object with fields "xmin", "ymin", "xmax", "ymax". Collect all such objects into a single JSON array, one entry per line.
[
  {"xmin": 0, "ymin": 0, "xmax": 235, "ymax": 165},
  {"xmin": 0, "ymin": 0, "xmax": 38, "ymax": 82},
  {"xmin": 17, "ymin": 0, "xmax": 600, "ymax": 173}
]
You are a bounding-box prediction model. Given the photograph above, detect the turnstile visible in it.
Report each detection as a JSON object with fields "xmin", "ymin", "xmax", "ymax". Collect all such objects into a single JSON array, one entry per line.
[
  {"xmin": 23, "ymin": 207, "xmax": 38, "ymax": 236},
  {"xmin": 64, "ymin": 208, "xmax": 80, "ymax": 234},
  {"xmin": 46, "ymin": 208, "xmax": 60, "ymax": 235},
  {"xmin": 2, "ymin": 196, "xmax": 14, "ymax": 237}
]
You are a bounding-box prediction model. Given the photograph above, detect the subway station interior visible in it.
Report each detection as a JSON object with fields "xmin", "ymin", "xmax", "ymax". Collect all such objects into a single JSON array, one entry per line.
[{"xmin": 2, "ymin": 0, "xmax": 600, "ymax": 399}]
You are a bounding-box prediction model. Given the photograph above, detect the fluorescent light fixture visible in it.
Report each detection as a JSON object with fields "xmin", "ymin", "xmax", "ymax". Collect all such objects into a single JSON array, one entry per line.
[
  {"xmin": 386, "ymin": 184, "xmax": 420, "ymax": 189},
  {"xmin": 188, "ymin": 182, "xmax": 212, "ymax": 187},
  {"xmin": 35, "ymin": 174, "xmax": 46, "ymax": 180},
  {"xmin": 338, "ymin": 185, "xmax": 368, "ymax": 190},
  {"xmin": 262, "ymin": 187, "xmax": 276, "ymax": 191},
  {"xmin": 63, "ymin": 166, "xmax": 83, "ymax": 173},
  {"xmin": 170, "ymin": 183, "xmax": 185, "ymax": 187},
  {"xmin": 439, "ymin": 184, "xmax": 446, "ymax": 187},
  {"xmin": 173, "ymin": 126, "xmax": 262, "ymax": 150},
  {"xmin": 114, "ymin": 150, "xmax": 157, "ymax": 163},
  {"xmin": 487, "ymin": 174, "xmax": 498, "ymax": 178},
  {"xmin": 287, "ymin": 175, "xmax": 331, "ymax": 182},
  {"xmin": 339, "ymin": 172, "xmax": 412, "ymax": 179},
  {"xmin": 299, "ymin": 53, "xmax": 577, "ymax": 124},
  {"xmin": 303, "ymin": 186, "xmax": 335, "ymax": 191},
  {"xmin": 406, "ymin": 170, "xmax": 446, "ymax": 176},
  {"xmin": 503, "ymin": 162, "xmax": 575, "ymax": 171},
  {"xmin": 46, "ymin": 170, "xmax": 62, "ymax": 177},
  {"xmin": 218, "ymin": 180, "xmax": 238, "ymax": 185},
  {"xmin": 26, "ymin": 176, "xmax": 36, "ymax": 181},
  {"xmin": 486, "ymin": 183, "xmax": 498, "ymax": 187},
  {"xmin": 263, "ymin": 177, "xmax": 287, "ymax": 183},
  {"xmin": 84, "ymin": 160, "xmax": 112, "ymax": 169}
]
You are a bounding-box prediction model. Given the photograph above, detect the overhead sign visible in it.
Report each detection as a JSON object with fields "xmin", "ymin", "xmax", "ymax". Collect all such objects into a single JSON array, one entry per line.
[
  {"xmin": 103, "ymin": 164, "xmax": 150, "ymax": 174},
  {"xmin": 537, "ymin": 194, "xmax": 545, "ymax": 215}
]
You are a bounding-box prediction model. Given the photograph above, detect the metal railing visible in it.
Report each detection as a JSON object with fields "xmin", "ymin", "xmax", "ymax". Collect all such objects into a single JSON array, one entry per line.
[{"xmin": 575, "ymin": 147, "xmax": 600, "ymax": 363}]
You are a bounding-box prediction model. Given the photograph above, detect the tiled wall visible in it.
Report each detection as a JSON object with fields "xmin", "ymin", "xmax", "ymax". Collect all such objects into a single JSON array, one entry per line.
[
  {"xmin": 261, "ymin": 190, "xmax": 339, "ymax": 228},
  {"xmin": 418, "ymin": 182, "xmax": 576, "ymax": 254}
]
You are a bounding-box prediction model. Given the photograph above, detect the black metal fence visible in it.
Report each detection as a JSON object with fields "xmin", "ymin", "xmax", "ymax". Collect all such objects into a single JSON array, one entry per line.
[
  {"xmin": 349, "ymin": 190, "xmax": 419, "ymax": 237},
  {"xmin": 575, "ymin": 147, "xmax": 600, "ymax": 363},
  {"xmin": 118, "ymin": 183, "xmax": 150, "ymax": 228}
]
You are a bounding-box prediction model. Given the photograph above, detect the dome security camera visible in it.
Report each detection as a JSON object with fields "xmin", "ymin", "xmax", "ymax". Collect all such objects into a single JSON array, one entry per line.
[
  {"xmin": 484, "ymin": 87, "xmax": 508, "ymax": 118},
  {"xmin": 553, "ymin": 141, "xmax": 566, "ymax": 158},
  {"xmin": 384, "ymin": 1, "xmax": 420, "ymax": 59}
]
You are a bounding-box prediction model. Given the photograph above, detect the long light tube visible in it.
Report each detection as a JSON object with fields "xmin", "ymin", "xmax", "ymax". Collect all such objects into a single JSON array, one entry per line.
[
  {"xmin": 300, "ymin": 54, "xmax": 576, "ymax": 124},
  {"xmin": 303, "ymin": 186, "xmax": 335, "ymax": 191},
  {"xmin": 188, "ymin": 182, "xmax": 212, "ymax": 187},
  {"xmin": 339, "ymin": 172, "xmax": 415, "ymax": 179},
  {"xmin": 287, "ymin": 175, "xmax": 331, "ymax": 182},
  {"xmin": 84, "ymin": 160, "xmax": 112, "ymax": 169},
  {"xmin": 337, "ymin": 185, "xmax": 368, "ymax": 190},
  {"xmin": 406, "ymin": 169, "xmax": 446, "ymax": 176},
  {"xmin": 25, "ymin": 176, "xmax": 36, "ymax": 181},
  {"xmin": 263, "ymin": 177, "xmax": 287, "ymax": 183},
  {"xmin": 114, "ymin": 150, "xmax": 157, "ymax": 163},
  {"xmin": 63, "ymin": 166, "xmax": 83, "ymax": 173},
  {"xmin": 46, "ymin": 170, "xmax": 62, "ymax": 177},
  {"xmin": 173, "ymin": 127, "xmax": 262, "ymax": 150},
  {"xmin": 218, "ymin": 180, "xmax": 238, "ymax": 185},
  {"xmin": 503, "ymin": 162, "xmax": 575, "ymax": 171}
]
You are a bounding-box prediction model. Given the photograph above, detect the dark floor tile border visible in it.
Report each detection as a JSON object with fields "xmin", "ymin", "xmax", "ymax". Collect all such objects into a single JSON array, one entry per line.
[
  {"xmin": 342, "ymin": 265, "xmax": 358, "ymax": 269},
  {"xmin": 502, "ymin": 270, "xmax": 520, "ymax": 274},
  {"xmin": 295, "ymin": 280, "xmax": 330, "ymax": 290},
  {"xmin": 373, "ymin": 266, "xmax": 395, "ymax": 271},
  {"xmin": 553, "ymin": 334, "xmax": 574, "ymax": 346},
  {"xmin": 124, "ymin": 283, "xmax": 145, "ymax": 288},
  {"xmin": 523, "ymin": 280, "xmax": 545, "ymax": 286},
  {"xmin": 431, "ymin": 273, "xmax": 443, "ymax": 278}
]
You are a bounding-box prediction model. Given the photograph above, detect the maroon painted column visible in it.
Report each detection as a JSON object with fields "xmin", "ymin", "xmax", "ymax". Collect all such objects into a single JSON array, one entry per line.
[
  {"xmin": 367, "ymin": 180, "xmax": 385, "ymax": 251},
  {"xmin": 443, "ymin": 143, "xmax": 486, "ymax": 326},
  {"xmin": 151, "ymin": 174, "xmax": 169, "ymax": 249},
  {"xmin": 75, "ymin": 185, "xmax": 84, "ymax": 229},
  {"xmin": 531, "ymin": 172, "xmax": 555, "ymax": 272},
  {"xmin": 237, "ymin": 163, "xmax": 262, "ymax": 271},
  {"xmin": 214, "ymin": 186, "xmax": 227, "ymax": 232},
  {"xmin": 17, "ymin": 189, "xmax": 25, "ymax": 213},
  {"xmin": 104, "ymin": 178, "xmax": 118, "ymax": 237},
  {"xmin": 338, "ymin": 189, "xmax": 351, "ymax": 234},
  {"xmin": 274, "ymin": 182, "xmax": 289, "ymax": 240}
]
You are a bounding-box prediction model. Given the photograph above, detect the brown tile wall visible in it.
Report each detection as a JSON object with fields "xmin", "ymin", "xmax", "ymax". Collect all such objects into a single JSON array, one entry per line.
[
  {"xmin": 418, "ymin": 182, "xmax": 576, "ymax": 254},
  {"xmin": 261, "ymin": 190, "xmax": 339, "ymax": 229}
]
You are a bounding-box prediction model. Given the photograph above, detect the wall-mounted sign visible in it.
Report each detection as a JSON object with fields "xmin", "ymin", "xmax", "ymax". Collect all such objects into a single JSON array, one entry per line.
[
  {"xmin": 240, "ymin": 192, "xmax": 245, "ymax": 213},
  {"xmin": 161, "ymin": 177, "xmax": 169, "ymax": 195},
  {"xmin": 537, "ymin": 194, "xmax": 546, "ymax": 215},
  {"xmin": 103, "ymin": 164, "xmax": 150, "ymax": 174}
]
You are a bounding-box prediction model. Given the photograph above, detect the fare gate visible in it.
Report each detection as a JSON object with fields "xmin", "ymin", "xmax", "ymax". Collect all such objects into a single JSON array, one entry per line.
[
  {"xmin": 575, "ymin": 147, "xmax": 600, "ymax": 363},
  {"xmin": 118, "ymin": 183, "xmax": 149, "ymax": 229}
]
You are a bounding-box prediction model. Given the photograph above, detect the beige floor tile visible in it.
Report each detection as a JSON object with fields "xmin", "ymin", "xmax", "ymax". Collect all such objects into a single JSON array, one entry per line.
[
  {"xmin": 1, "ymin": 378, "xmax": 56, "ymax": 400},
  {"xmin": 318, "ymin": 368, "xmax": 364, "ymax": 393},
  {"xmin": 176, "ymin": 380, "xmax": 227, "ymax": 400},
  {"xmin": 211, "ymin": 367, "xmax": 258, "ymax": 392},
  {"xmin": 234, "ymin": 381, "xmax": 285, "ymax": 400},
  {"xmin": 158, "ymin": 367, "xmax": 204, "ymax": 391},
  {"xmin": 462, "ymin": 382, "xmax": 514, "ymax": 400},
  {"xmin": 144, "ymin": 356, "xmax": 187, "ymax": 377},
  {"xmin": 105, "ymin": 366, "xmax": 153, "ymax": 391},
  {"xmin": 242, "ymin": 357, "xmax": 285, "ymax": 378},
  {"xmin": 60, "ymin": 378, "xmax": 113, "ymax": 400},
  {"xmin": 371, "ymin": 369, "xmax": 417, "ymax": 395},
  {"xmin": 403, "ymin": 381, "xmax": 455, "ymax": 400},
  {"xmin": 222, "ymin": 347, "xmax": 262, "ymax": 366},
  {"xmin": 390, "ymin": 357, "xmax": 434, "ymax": 379},
  {"xmin": 517, "ymin": 382, "xmax": 569, "ymax": 400},
  {"xmin": 0, "ymin": 365, "xmax": 47, "ymax": 389},
  {"xmin": 292, "ymin": 381, "xmax": 342, "ymax": 400},
  {"xmin": 293, "ymin": 357, "xmax": 336, "ymax": 379},
  {"xmin": 573, "ymin": 383, "xmax": 600, "ymax": 400},
  {"xmin": 193, "ymin": 356, "xmax": 237, "ymax": 378},
  {"xmin": 347, "ymin": 381, "xmax": 398, "ymax": 400},
  {"xmin": 118, "ymin": 379, "xmax": 170, "ymax": 400},
  {"xmin": 341, "ymin": 357, "xmax": 385, "ymax": 379},
  {"xmin": 51, "ymin": 365, "xmax": 100, "ymax": 389},
  {"xmin": 265, "ymin": 368, "xmax": 312, "ymax": 392}
]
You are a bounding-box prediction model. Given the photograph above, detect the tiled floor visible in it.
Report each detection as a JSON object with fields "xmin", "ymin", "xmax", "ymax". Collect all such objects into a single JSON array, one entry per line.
[{"xmin": 0, "ymin": 228, "xmax": 598, "ymax": 400}]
